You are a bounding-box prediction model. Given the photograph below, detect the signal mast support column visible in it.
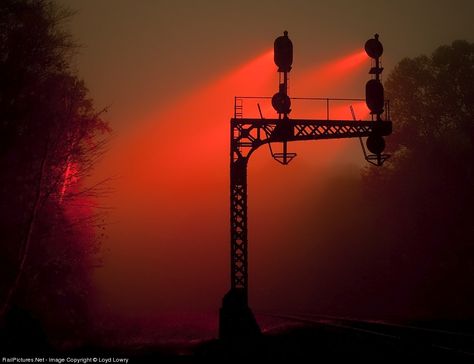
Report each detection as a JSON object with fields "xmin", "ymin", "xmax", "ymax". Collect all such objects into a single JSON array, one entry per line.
[{"xmin": 219, "ymin": 32, "xmax": 391, "ymax": 340}]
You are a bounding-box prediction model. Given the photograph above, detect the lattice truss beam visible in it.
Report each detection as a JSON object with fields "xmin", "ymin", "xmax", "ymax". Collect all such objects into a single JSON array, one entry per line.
[{"xmin": 231, "ymin": 118, "xmax": 392, "ymax": 161}]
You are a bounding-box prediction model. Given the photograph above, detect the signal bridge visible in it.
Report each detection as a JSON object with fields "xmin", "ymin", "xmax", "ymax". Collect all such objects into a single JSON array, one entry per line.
[{"xmin": 219, "ymin": 32, "xmax": 392, "ymax": 340}]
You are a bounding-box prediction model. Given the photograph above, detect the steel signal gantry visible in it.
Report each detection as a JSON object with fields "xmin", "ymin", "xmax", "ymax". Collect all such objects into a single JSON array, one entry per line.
[{"xmin": 219, "ymin": 32, "xmax": 392, "ymax": 340}]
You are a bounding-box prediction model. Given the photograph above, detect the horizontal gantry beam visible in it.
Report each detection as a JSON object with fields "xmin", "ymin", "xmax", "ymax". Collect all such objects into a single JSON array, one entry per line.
[{"xmin": 231, "ymin": 118, "xmax": 392, "ymax": 161}]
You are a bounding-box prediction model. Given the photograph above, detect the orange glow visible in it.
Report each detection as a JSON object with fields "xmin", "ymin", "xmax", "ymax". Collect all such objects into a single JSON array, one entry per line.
[
  {"xmin": 110, "ymin": 48, "xmax": 369, "ymax": 208},
  {"xmin": 329, "ymin": 100, "xmax": 370, "ymax": 120},
  {"xmin": 59, "ymin": 159, "xmax": 78, "ymax": 203},
  {"xmin": 94, "ymin": 47, "xmax": 373, "ymax": 313},
  {"xmin": 113, "ymin": 49, "xmax": 275, "ymax": 193},
  {"xmin": 295, "ymin": 50, "xmax": 368, "ymax": 95},
  {"xmin": 94, "ymin": 49, "xmax": 277, "ymax": 310}
]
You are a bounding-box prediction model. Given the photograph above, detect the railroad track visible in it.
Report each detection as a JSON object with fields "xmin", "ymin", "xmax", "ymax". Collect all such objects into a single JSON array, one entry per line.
[{"xmin": 259, "ymin": 312, "xmax": 474, "ymax": 358}]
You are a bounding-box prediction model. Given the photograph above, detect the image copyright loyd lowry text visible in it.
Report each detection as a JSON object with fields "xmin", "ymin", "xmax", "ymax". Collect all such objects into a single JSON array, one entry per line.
[{"xmin": 2, "ymin": 358, "xmax": 129, "ymax": 364}]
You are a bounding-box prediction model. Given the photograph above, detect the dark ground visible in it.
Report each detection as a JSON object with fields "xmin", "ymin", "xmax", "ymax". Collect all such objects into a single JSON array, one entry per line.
[{"xmin": 2, "ymin": 320, "xmax": 474, "ymax": 362}]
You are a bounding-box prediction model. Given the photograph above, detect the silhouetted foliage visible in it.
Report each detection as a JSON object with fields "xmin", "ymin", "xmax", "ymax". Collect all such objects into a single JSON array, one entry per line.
[
  {"xmin": 0, "ymin": 0, "xmax": 110, "ymax": 348},
  {"xmin": 362, "ymin": 40, "xmax": 474, "ymax": 318}
]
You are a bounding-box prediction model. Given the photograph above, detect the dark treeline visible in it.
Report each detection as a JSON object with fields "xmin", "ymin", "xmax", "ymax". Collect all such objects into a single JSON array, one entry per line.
[
  {"xmin": 330, "ymin": 41, "xmax": 474, "ymax": 320},
  {"xmin": 299, "ymin": 40, "xmax": 474, "ymax": 320},
  {"xmin": 0, "ymin": 0, "xmax": 109, "ymax": 351},
  {"xmin": 362, "ymin": 40, "xmax": 474, "ymax": 318}
]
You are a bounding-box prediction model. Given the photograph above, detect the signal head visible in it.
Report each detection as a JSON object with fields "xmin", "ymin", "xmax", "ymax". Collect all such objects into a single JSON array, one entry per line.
[
  {"xmin": 272, "ymin": 92, "xmax": 291, "ymax": 114},
  {"xmin": 274, "ymin": 31, "xmax": 293, "ymax": 72},
  {"xmin": 365, "ymin": 79, "xmax": 384, "ymax": 115},
  {"xmin": 365, "ymin": 33, "xmax": 383, "ymax": 59},
  {"xmin": 366, "ymin": 133, "xmax": 385, "ymax": 155}
]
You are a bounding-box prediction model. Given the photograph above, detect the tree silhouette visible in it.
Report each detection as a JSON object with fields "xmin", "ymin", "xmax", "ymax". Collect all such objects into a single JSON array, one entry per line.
[
  {"xmin": 362, "ymin": 40, "xmax": 474, "ymax": 318},
  {"xmin": 0, "ymin": 0, "xmax": 110, "ymax": 346}
]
